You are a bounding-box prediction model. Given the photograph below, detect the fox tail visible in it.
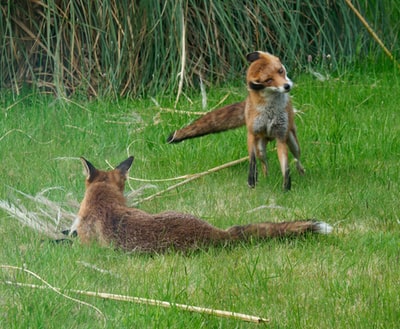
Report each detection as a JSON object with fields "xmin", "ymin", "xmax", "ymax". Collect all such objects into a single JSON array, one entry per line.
[
  {"xmin": 167, "ymin": 101, "xmax": 246, "ymax": 143},
  {"xmin": 227, "ymin": 220, "xmax": 333, "ymax": 241}
]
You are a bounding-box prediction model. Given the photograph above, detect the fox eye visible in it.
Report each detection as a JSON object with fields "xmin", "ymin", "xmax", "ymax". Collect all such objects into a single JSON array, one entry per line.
[
  {"xmin": 278, "ymin": 68, "xmax": 284, "ymax": 74},
  {"xmin": 265, "ymin": 78, "xmax": 273, "ymax": 84}
]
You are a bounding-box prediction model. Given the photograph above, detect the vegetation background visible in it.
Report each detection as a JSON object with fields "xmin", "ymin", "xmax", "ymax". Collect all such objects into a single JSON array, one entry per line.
[
  {"xmin": 1, "ymin": 1, "xmax": 399, "ymax": 328},
  {"xmin": 1, "ymin": 0, "xmax": 399, "ymax": 97}
]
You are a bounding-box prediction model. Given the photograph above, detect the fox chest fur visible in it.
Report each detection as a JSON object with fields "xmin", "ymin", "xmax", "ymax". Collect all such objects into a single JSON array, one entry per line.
[{"xmin": 246, "ymin": 92, "xmax": 290, "ymax": 141}]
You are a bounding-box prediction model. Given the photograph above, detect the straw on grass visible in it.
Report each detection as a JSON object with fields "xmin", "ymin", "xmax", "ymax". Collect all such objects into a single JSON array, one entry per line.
[{"xmin": 2, "ymin": 265, "xmax": 269, "ymax": 324}]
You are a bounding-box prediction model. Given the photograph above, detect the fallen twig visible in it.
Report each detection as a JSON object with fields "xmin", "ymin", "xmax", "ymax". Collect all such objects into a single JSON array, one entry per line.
[
  {"xmin": 2, "ymin": 265, "xmax": 269, "ymax": 324},
  {"xmin": 138, "ymin": 156, "xmax": 249, "ymax": 203}
]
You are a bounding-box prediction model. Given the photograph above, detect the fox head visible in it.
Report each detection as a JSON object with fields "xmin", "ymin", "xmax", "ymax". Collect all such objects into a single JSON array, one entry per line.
[
  {"xmin": 80, "ymin": 156, "xmax": 134, "ymax": 192},
  {"xmin": 246, "ymin": 51, "xmax": 293, "ymax": 93}
]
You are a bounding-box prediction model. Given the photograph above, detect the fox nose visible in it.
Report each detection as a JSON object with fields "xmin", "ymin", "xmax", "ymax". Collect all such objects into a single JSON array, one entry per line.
[{"xmin": 283, "ymin": 83, "xmax": 292, "ymax": 92}]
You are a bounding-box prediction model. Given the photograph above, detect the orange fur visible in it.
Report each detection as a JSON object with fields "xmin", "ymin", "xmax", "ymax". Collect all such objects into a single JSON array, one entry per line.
[
  {"xmin": 167, "ymin": 101, "xmax": 246, "ymax": 143},
  {"xmin": 245, "ymin": 51, "xmax": 304, "ymax": 191},
  {"xmin": 168, "ymin": 51, "xmax": 305, "ymax": 190},
  {"xmin": 71, "ymin": 157, "xmax": 331, "ymax": 253}
]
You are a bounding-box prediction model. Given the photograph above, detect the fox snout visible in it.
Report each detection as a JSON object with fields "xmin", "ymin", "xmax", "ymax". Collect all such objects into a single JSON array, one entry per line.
[
  {"xmin": 281, "ymin": 80, "xmax": 293, "ymax": 93},
  {"xmin": 248, "ymin": 78, "xmax": 293, "ymax": 93},
  {"xmin": 264, "ymin": 78, "xmax": 293, "ymax": 94}
]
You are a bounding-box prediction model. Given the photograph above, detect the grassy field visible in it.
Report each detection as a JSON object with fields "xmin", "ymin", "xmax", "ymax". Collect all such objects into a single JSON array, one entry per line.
[{"xmin": 0, "ymin": 66, "xmax": 399, "ymax": 328}]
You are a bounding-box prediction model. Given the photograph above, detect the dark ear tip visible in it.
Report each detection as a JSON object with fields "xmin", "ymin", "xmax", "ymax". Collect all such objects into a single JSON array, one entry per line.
[
  {"xmin": 80, "ymin": 157, "xmax": 97, "ymax": 180},
  {"xmin": 116, "ymin": 156, "xmax": 134, "ymax": 174},
  {"xmin": 124, "ymin": 156, "xmax": 134, "ymax": 168},
  {"xmin": 81, "ymin": 157, "xmax": 96, "ymax": 170},
  {"xmin": 80, "ymin": 157, "xmax": 94, "ymax": 167},
  {"xmin": 246, "ymin": 51, "xmax": 260, "ymax": 63}
]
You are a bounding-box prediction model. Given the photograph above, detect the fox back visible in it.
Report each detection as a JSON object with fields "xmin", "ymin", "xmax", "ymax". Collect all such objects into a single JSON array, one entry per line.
[{"xmin": 74, "ymin": 157, "xmax": 331, "ymax": 253}]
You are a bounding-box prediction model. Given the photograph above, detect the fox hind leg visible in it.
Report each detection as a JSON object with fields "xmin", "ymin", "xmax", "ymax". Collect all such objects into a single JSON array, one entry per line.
[{"xmin": 256, "ymin": 138, "xmax": 268, "ymax": 176}]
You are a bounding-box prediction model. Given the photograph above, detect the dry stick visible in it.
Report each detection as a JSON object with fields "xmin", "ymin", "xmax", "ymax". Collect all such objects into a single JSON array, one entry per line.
[
  {"xmin": 139, "ymin": 156, "xmax": 249, "ymax": 203},
  {"xmin": 210, "ymin": 93, "xmax": 231, "ymax": 110},
  {"xmin": 130, "ymin": 174, "xmax": 194, "ymax": 183},
  {"xmin": 3, "ymin": 281, "xmax": 269, "ymax": 324},
  {"xmin": 345, "ymin": 0, "xmax": 400, "ymax": 70}
]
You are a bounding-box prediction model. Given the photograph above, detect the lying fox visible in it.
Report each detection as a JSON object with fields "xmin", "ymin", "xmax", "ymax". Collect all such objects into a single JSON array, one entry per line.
[
  {"xmin": 71, "ymin": 156, "xmax": 332, "ymax": 253},
  {"xmin": 168, "ymin": 51, "xmax": 304, "ymax": 191}
]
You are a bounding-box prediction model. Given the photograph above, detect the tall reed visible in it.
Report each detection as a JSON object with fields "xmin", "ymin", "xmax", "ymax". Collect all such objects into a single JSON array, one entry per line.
[{"xmin": 0, "ymin": 0, "xmax": 398, "ymax": 98}]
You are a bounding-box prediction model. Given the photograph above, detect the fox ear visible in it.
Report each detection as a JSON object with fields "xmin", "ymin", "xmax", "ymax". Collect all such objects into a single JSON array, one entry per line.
[
  {"xmin": 80, "ymin": 157, "xmax": 97, "ymax": 180},
  {"xmin": 116, "ymin": 156, "xmax": 134, "ymax": 177},
  {"xmin": 246, "ymin": 52, "xmax": 261, "ymax": 63}
]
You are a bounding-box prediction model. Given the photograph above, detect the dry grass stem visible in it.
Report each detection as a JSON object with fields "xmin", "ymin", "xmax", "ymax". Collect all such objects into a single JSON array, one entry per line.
[
  {"xmin": 2, "ymin": 266, "xmax": 269, "ymax": 324},
  {"xmin": 156, "ymin": 107, "xmax": 207, "ymax": 116},
  {"xmin": 0, "ymin": 188, "xmax": 77, "ymax": 239},
  {"xmin": 210, "ymin": 93, "xmax": 232, "ymax": 110},
  {"xmin": 345, "ymin": 0, "xmax": 400, "ymax": 70},
  {"xmin": 1, "ymin": 265, "xmax": 106, "ymax": 326},
  {"xmin": 0, "ymin": 129, "xmax": 52, "ymax": 144},
  {"xmin": 76, "ymin": 261, "xmax": 121, "ymax": 278},
  {"xmin": 174, "ymin": 4, "xmax": 187, "ymax": 109},
  {"xmin": 139, "ymin": 157, "xmax": 249, "ymax": 203}
]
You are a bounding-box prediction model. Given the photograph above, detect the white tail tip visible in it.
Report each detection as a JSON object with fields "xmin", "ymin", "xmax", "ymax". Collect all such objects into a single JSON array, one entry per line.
[{"xmin": 315, "ymin": 222, "xmax": 333, "ymax": 234}]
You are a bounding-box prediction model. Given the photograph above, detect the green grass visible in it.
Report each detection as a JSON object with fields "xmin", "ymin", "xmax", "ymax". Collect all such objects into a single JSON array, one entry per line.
[{"xmin": 1, "ymin": 67, "xmax": 399, "ymax": 328}]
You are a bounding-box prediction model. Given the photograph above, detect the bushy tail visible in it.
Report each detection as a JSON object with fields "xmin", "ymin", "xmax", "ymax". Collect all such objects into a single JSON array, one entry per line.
[
  {"xmin": 227, "ymin": 220, "xmax": 332, "ymax": 241},
  {"xmin": 167, "ymin": 101, "xmax": 246, "ymax": 143}
]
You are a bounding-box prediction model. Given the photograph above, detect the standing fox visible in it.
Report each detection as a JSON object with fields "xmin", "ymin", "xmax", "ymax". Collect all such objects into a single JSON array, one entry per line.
[
  {"xmin": 168, "ymin": 51, "xmax": 304, "ymax": 191},
  {"xmin": 245, "ymin": 51, "xmax": 304, "ymax": 190},
  {"xmin": 71, "ymin": 156, "xmax": 332, "ymax": 253}
]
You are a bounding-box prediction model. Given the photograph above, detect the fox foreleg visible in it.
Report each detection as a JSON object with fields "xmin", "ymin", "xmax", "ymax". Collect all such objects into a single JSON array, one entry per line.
[
  {"xmin": 277, "ymin": 140, "xmax": 291, "ymax": 191},
  {"xmin": 248, "ymin": 149, "xmax": 258, "ymax": 188},
  {"xmin": 287, "ymin": 129, "xmax": 305, "ymax": 175}
]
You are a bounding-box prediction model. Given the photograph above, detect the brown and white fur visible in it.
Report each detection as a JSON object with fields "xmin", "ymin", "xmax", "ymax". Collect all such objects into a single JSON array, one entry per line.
[
  {"xmin": 70, "ymin": 156, "xmax": 332, "ymax": 253},
  {"xmin": 245, "ymin": 51, "xmax": 304, "ymax": 191},
  {"xmin": 168, "ymin": 51, "xmax": 304, "ymax": 191},
  {"xmin": 167, "ymin": 101, "xmax": 246, "ymax": 143}
]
